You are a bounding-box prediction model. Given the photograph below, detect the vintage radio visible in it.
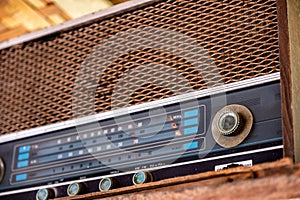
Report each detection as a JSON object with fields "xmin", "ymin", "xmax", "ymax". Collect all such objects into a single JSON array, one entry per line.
[{"xmin": 0, "ymin": 0, "xmax": 288, "ymax": 199}]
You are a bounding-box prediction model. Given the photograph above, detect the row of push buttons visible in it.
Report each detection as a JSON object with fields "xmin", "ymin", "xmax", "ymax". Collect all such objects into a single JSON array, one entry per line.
[{"xmin": 17, "ymin": 145, "xmax": 30, "ymax": 169}]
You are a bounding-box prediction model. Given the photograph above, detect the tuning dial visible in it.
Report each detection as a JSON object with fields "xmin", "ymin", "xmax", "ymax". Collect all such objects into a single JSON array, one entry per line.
[
  {"xmin": 36, "ymin": 188, "xmax": 55, "ymax": 200},
  {"xmin": 0, "ymin": 158, "xmax": 4, "ymax": 183},
  {"xmin": 212, "ymin": 104, "xmax": 253, "ymax": 148},
  {"xmin": 217, "ymin": 110, "xmax": 242, "ymax": 136}
]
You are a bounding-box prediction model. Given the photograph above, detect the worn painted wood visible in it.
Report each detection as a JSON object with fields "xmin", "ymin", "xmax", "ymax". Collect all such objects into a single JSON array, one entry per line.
[
  {"xmin": 277, "ymin": 0, "xmax": 295, "ymax": 161},
  {"xmin": 286, "ymin": 0, "xmax": 300, "ymax": 163},
  {"xmin": 278, "ymin": 0, "xmax": 300, "ymax": 163}
]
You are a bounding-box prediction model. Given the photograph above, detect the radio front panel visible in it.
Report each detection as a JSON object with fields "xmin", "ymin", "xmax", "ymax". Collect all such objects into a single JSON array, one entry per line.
[{"xmin": 0, "ymin": 78, "xmax": 282, "ymax": 198}]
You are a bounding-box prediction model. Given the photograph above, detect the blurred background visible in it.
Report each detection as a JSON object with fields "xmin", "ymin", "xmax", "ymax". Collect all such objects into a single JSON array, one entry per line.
[{"xmin": 0, "ymin": 0, "xmax": 128, "ymax": 42}]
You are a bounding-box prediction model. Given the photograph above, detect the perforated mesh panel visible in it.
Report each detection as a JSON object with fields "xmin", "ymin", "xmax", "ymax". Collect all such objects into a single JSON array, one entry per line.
[{"xmin": 0, "ymin": 0, "xmax": 280, "ymax": 135}]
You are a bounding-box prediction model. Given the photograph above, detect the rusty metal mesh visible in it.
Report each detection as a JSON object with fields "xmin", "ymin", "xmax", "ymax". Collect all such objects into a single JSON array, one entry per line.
[{"xmin": 0, "ymin": 0, "xmax": 280, "ymax": 135}]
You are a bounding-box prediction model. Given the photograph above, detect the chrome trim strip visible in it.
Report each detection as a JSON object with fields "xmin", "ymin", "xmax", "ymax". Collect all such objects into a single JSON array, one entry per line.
[
  {"xmin": 0, "ymin": 72, "xmax": 280, "ymax": 144},
  {"xmin": 0, "ymin": 0, "xmax": 160, "ymax": 50},
  {"xmin": 0, "ymin": 145, "xmax": 283, "ymax": 196}
]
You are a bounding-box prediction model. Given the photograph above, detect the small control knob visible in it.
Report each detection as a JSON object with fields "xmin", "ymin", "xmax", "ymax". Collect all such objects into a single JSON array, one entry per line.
[
  {"xmin": 212, "ymin": 104, "xmax": 253, "ymax": 148},
  {"xmin": 67, "ymin": 182, "xmax": 85, "ymax": 196},
  {"xmin": 36, "ymin": 188, "xmax": 55, "ymax": 200},
  {"xmin": 217, "ymin": 110, "xmax": 242, "ymax": 136},
  {"xmin": 0, "ymin": 158, "xmax": 4, "ymax": 183},
  {"xmin": 99, "ymin": 177, "xmax": 115, "ymax": 191},
  {"xmin": 132, "ymin": 171, "xmax": 153, "ymax": 185}
]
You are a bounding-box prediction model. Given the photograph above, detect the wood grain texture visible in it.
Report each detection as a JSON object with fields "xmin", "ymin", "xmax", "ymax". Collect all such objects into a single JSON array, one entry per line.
[
  {"xmin": 0, "ymin": 0, "xmax": 71, "ymax": 42},
  {"xmin": 0, "ymin": 0, "xmax": 124, "ymax": 43},
  {"xmin": 101, "ymin": 175, "xmax": 300, "ymax": 200},
  {"xmin": 52, "ymin": 0, "xmax": 112, "ymax": 19},
  {"xmin": 277, "ymin": 0, "xmax": 294, "ymax": 160},
  {"xmin": 0, "ymin": 25, "xmax": 28, "ymax": 41},
  {"xmin": 53, "ymin": 159, "xmax": 300, "ymax": 200},
  {"xmin": 287, "ymin": 0, "xmax": 300, "ymax": 163}
]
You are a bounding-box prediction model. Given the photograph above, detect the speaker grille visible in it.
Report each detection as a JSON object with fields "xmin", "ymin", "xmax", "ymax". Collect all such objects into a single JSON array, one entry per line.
[{"xmin": 0, "ymin": 0, "xmax": 280, "ymax": 135}]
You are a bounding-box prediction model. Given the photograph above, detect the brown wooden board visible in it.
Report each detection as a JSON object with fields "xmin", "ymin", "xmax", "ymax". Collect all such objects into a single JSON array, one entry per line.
[
  {"xmin": 286, "ymin": 0, "xmax": 300, "ymax": 163},
  {"xmin": 277, "ymin": 0, "xmax": 294, "ymax": 160},
  {"xmin": 53, "ymin": 159, "xmax": 300, "ymax": 200},
  {"xmin": 278, "ymin": 0, "xmax": 300, "ymax": 162}
]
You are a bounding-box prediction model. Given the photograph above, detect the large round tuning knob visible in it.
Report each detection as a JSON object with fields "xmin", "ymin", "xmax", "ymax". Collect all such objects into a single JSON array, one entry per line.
[
  {"xmin": 0, "ymin": 158, "xmax": 4, "ymax": 183},
  {"xmin": 212, "ymin": 104, "xmax": 253, "ymax": 148}
]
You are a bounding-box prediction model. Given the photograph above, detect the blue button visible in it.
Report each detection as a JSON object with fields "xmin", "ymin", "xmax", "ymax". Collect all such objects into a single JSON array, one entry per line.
[
  {"xmin": 184, "ymin": 118, "xmax": 198, "ymax": 126},
  {"xmin": 184, "ymin": 109, "xmax": 198, "ymax": 118},
  {"xmin": 17, "ymin": 160, "xmax": 29, "ymax": 168},
  {"xmin": 16, "ymin": 174, "xmax": 27, "ymax": 181},
  {"xmin": 18, "ymin": 153, "xmax": 29, "ymax": 161},
  {"xmin": 184, "ymin": 126, "xmax": 198, "ymax": 135},
  {"xmin": 19, "ymin": 145, "xmax": 30, "ymax": 153},
  {"xmin": 184, "ymin": 141, "xmax": 198, "ymax": 150}
]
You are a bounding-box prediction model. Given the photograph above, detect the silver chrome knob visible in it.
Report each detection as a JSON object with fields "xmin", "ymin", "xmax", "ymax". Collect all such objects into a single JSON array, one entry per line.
[
  {"xmin": 36, "ymin": 188, "xmax": 54, "ymax": 200},
  {"xmin": 132, "ymin": 171, "xmax": 152, "ymax": 185},
  {"xmin": 67, "ymin": 182, "xmax": 85, "ymax": 196},
  {"xmin": 217, "ymin": 110, "xmax": 242, "ymax": 136},
  {"xmin": 99, "ymin": 177, "xmax": 115, "ymax": 191}
]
